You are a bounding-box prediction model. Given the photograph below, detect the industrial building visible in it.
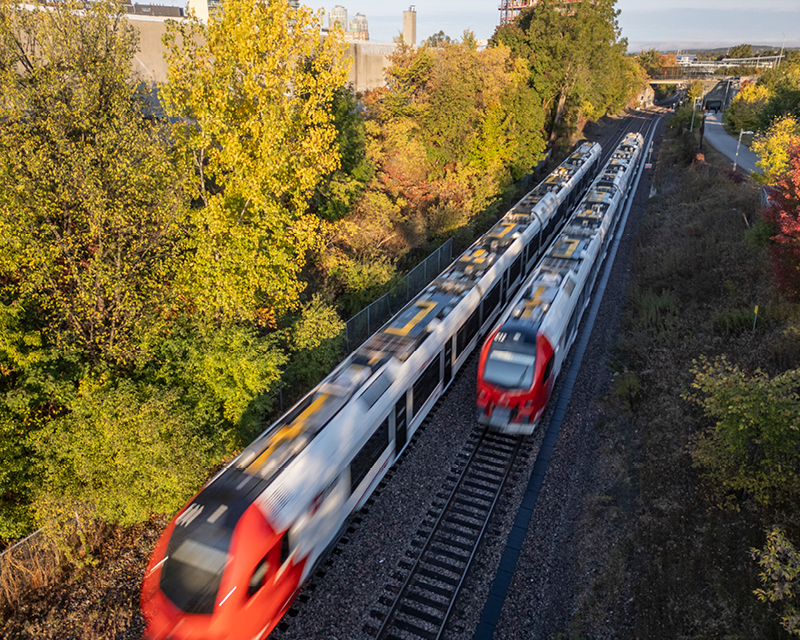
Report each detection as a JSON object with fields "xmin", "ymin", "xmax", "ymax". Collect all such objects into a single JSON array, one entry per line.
[{"xmin": 498, "ymin": 0, "xmax": 581, "ymax": 25}]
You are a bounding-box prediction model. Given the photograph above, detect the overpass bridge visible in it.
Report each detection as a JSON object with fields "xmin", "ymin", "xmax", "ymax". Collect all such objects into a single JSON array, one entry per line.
[{"xmin": 648, "ymin": 55, "xmax": 784, "ymax": 84}]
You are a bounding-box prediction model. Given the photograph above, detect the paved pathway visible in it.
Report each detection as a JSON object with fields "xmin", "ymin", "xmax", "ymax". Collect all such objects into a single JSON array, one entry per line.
[{"xmin": 701, "ymin": 111, "xmax": 762, "ymax": 175}]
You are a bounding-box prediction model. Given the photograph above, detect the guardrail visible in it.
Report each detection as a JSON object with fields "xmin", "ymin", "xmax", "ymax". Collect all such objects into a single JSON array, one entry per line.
[{"xmin": 344, "ymin": 238, "xmax": 454, "ymax": 353}]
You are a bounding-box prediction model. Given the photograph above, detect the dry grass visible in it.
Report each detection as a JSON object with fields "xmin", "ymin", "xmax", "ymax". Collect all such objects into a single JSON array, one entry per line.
[
  {"xmin": 0, "ymin": 518, "xmax": 166, "ymax": 640},
  {"xmin": 0, "ymin": 535, "xmax": 66, "ymax": 612}
]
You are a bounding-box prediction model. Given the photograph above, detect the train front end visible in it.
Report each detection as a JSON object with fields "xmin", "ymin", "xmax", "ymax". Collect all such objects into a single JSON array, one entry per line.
[
  {"xmin": 476, "ymin": 322, "xmax": 554, "ymax": 434},
  {"xmin": 141, "ymin": 481, "xmax": 303, "ymax": 640}
]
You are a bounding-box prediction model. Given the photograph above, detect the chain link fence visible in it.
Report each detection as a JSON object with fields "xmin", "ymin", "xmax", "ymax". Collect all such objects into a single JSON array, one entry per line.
[{"xmin": 345, "ymin": 238, "xmax": 454, "ymax": 353}]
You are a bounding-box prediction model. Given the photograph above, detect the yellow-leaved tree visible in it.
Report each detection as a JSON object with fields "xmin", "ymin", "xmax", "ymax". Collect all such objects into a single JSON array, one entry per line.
[
  {"xmin": 727, "ymin": 82, "xmax": 775, "ymax": 133},
  {"xmin": 753, "ymin": 115, "xmax": 800, "ymax": 185},
  {"xmin": 162, "ymin": 0, "xmax": 350, "ymax": 324}
]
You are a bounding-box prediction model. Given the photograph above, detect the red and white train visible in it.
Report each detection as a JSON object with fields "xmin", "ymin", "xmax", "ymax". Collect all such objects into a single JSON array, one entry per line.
[
  {"xmin": 476, "ymin": 132, "xmax": 644, "ymax": 434},
  {"xmin": 140, "ymin": 141, "xmax": 602, "ymax": 640}
]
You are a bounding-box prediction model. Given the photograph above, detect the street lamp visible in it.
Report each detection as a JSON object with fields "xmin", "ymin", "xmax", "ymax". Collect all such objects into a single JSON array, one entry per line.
[
  {"xmin": 733, "ymin": 128, "xmax": 754, "ymax": 172},
  {"xmin": 690, "ymin": 96, "xmax": 703, "ymax": 132}
]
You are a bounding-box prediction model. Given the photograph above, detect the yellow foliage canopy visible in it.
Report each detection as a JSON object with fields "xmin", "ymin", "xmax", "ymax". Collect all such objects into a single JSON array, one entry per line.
[{"xmin": 162, "ymin": 0, "xmax": 350, "ymax": 321}]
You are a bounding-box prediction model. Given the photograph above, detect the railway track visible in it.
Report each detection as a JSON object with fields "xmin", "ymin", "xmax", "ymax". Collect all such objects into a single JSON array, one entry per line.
[{"xmin": 365, "ymin": 428, "xmax": 524, "ymax": 640}]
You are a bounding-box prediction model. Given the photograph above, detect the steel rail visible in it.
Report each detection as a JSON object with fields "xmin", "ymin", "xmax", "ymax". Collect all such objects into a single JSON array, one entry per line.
[{"xmin": 370, "ymin": 427, "xmax": 523, "ymax": 640}]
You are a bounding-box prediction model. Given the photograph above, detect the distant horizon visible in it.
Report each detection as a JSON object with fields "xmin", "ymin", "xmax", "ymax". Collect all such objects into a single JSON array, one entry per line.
[{"xmin": 626, "ymin": 41, "xmax": 800, "ymax": 54}]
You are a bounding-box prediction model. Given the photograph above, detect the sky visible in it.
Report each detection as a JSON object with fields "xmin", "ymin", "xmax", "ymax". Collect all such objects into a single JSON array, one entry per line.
[{"xmin": 301, "ymin": 0, "xmax": 800, "ymax": 52}]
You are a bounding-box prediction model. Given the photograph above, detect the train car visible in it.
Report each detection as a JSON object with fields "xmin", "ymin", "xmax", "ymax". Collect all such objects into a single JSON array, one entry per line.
[
  {"xmin": 476, "ymin": 132, "xmax": 644, "ymax": 435},
  {"xmin": 140, "ymin": 141, "xmax": 602, "ymax": 640}
]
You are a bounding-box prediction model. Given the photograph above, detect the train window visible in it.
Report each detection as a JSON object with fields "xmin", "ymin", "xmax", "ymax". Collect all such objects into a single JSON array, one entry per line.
[
  {"xmin": 350, "ymin": 417, "xmax": 390, "ymax": 493},
  {"xmin": 248, "ymin": 555, "xmax": 270, "ymax": 596},
  {"xmin": 549, "ymin": 214, "xmax": 558, "ymax": 237},
  {"xmin": 543, "ymin": 357, "xmax": 554, "ymax": 382},
  {"xmin": 483, "ymin": 281, "xmax": 502, "ymax": 320},
  {"xmin": 456, "ymin": 308, "xmax": 480, "ymax": 358},
  {"xmin": 280, "ymin": 534, "xmax": 290, "ymax": 566},
  {"xmin": 160, "ymin": 526, "xmax": 233, "ymax": 614},
  {"xmin": 509, "ymin": 255, "xmax": 522, "ymax": 285},
  {"xmin": 482, "ymin": 331, "xmax": 537, "ymax": 390},
  {"xmin": 564, "ymin": 277, "xmax": 576, "ymax": 296},
  {"xmin": 579, "ymin": 287, "xmax": 588, "ymax": 311},
  {"xmin": 567, "ymin": 307, "xmax": 579, "ymax": 338},
  {"xmin": 590, "ymin": 255, "xmax": 602, "ymax": 288},
  {"xmin": 359, "ymin": 374, "xmax": 391, "ymax": 409},
  {"xmin": 412, "ymin": 357, "xmax": 441, "ymax": 417}
]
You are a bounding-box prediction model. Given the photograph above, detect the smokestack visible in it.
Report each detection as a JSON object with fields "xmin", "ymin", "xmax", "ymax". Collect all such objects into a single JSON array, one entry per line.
[{"xmin": 403, "ymin": 5, "xmax": 416, "ymax": 46}]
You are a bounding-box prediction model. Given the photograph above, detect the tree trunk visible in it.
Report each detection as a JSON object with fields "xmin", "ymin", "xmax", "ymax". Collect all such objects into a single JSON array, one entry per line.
[{"xmin": 549, "ymin": 86, "xmax": 568, "ymax": 143}]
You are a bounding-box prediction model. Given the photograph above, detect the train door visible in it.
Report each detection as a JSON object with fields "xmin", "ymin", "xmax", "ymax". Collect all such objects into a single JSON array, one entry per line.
[
  {"xmin": 295, "ymin": 472, "xmax": 348, "ymax": 565},
  {"xmin": 394, "ymin": 394, "xmax": 407, "ymax": 458},
  {"xmin": 444, "ymin": 338, "xmax": 453, "ymax": 387}
]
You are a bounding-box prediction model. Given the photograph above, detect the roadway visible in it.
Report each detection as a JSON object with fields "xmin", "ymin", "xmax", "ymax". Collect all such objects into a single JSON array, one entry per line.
[{"xmin": 701, "ymin": 111, "xmax": 762, "ymax": 175}]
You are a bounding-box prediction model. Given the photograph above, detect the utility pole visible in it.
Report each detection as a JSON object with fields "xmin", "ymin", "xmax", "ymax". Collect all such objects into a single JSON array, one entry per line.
[
  {"xmin": 733, "ymin": 129, "xmax": 754, "ymax": 173},
  {"xmin": 690, "ymin": 96, "xmax": 702, "ymax": 132}
]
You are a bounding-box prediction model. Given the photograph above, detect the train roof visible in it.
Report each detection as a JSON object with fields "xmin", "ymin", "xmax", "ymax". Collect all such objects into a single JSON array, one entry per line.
[{"xmin": 501, "ymin": 133, "xmax": 643, "ymax": 333}]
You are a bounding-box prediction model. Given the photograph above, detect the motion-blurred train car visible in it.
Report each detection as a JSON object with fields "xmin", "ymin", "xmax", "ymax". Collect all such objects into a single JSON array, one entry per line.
[{"xmin": 476, "ymin": 132, "xmax": 644, "ymax": 434}]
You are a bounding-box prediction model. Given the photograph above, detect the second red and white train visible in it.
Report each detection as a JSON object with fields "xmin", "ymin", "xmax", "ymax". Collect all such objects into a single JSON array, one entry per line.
[{"xmin": 476, "ymin": 132, "xmax": 645, "ymax": 434}]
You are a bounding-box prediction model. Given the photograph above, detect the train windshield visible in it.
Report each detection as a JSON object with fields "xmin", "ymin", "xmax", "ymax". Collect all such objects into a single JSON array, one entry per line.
[
  {"xmin": 160, "ymin": 524, "xmax": 232, "ymax": 615},
  {"xmin": 482, "ymin": 328, "xmax": 538, "ymax": 390}
]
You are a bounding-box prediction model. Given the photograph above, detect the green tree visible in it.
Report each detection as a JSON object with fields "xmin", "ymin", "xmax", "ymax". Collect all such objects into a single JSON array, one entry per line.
[
  {"xmin": 280, "ymin": 296, "xmax": 345, "ymax": 392},
  {"xmin": 162, "ymin": 0, "xmax": 350, "ymax": 324},
  {"xmin": 424, "ymin": 30, "xmax": 453, "ymax": 47},
  {"xmin": 727, "ymin": 82, "xmax": 774, "ymax": 132},
  {"xmin": 685, "ymin": 356, "xmax": 800, "ymax": 507},
  {"xmin": 34, "ymin": 377, "xmax": 214, "ymax": 526},
  {"xmin": 0, "ymin": 0, "xmax": 198, "ymax": 537},
  {"xmin": 0, "ymin": 0, "xmax": 190, "ymax": 366},
  {"xmin": 637, "ymin": 48, "xmax": 662, "ymax": 77},
  {"xmin": 492, "ymin": 0, "xmax": 638, "ymax": 140},
  {"xmin": 687, "ymin": 79, "xmax": 705, "ymax": 102},
  {"xmin": 312, "ymin": 86, "xmax": 374, "ymax": 222},
  {"xmin": 758, "ymin": 55, "xmax": 800, "ymax": 129},
  {"xmin": 145, "ymin": 320, "xmax": 287, "ymax": 446},
  {"xmin": 728, "ymin": 43, "xmax": 754, "ymax": 59}
]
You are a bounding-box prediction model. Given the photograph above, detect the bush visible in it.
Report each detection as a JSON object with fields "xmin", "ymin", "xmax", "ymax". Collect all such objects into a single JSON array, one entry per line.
[
  {"xmin": 752, "ymin": 528, "xmax": 800, "ymax": 636},
  {"xmin": 34, "ymin": 378, "xmax": 213, "ymax": 526},
  {"xmin": 612, "ymin": 371, "xmax": 641, "ymax": 414},
  {"xmin": 685, "ymin": 356, "xmax": 800, "ymax": 508},
  {"xmin": 281, "ymin": 296, "xmax": 346, "ymax": 393},
  {"xmin": 711, "ymin": 307, "xmax": 760, "ymax": 334}
]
